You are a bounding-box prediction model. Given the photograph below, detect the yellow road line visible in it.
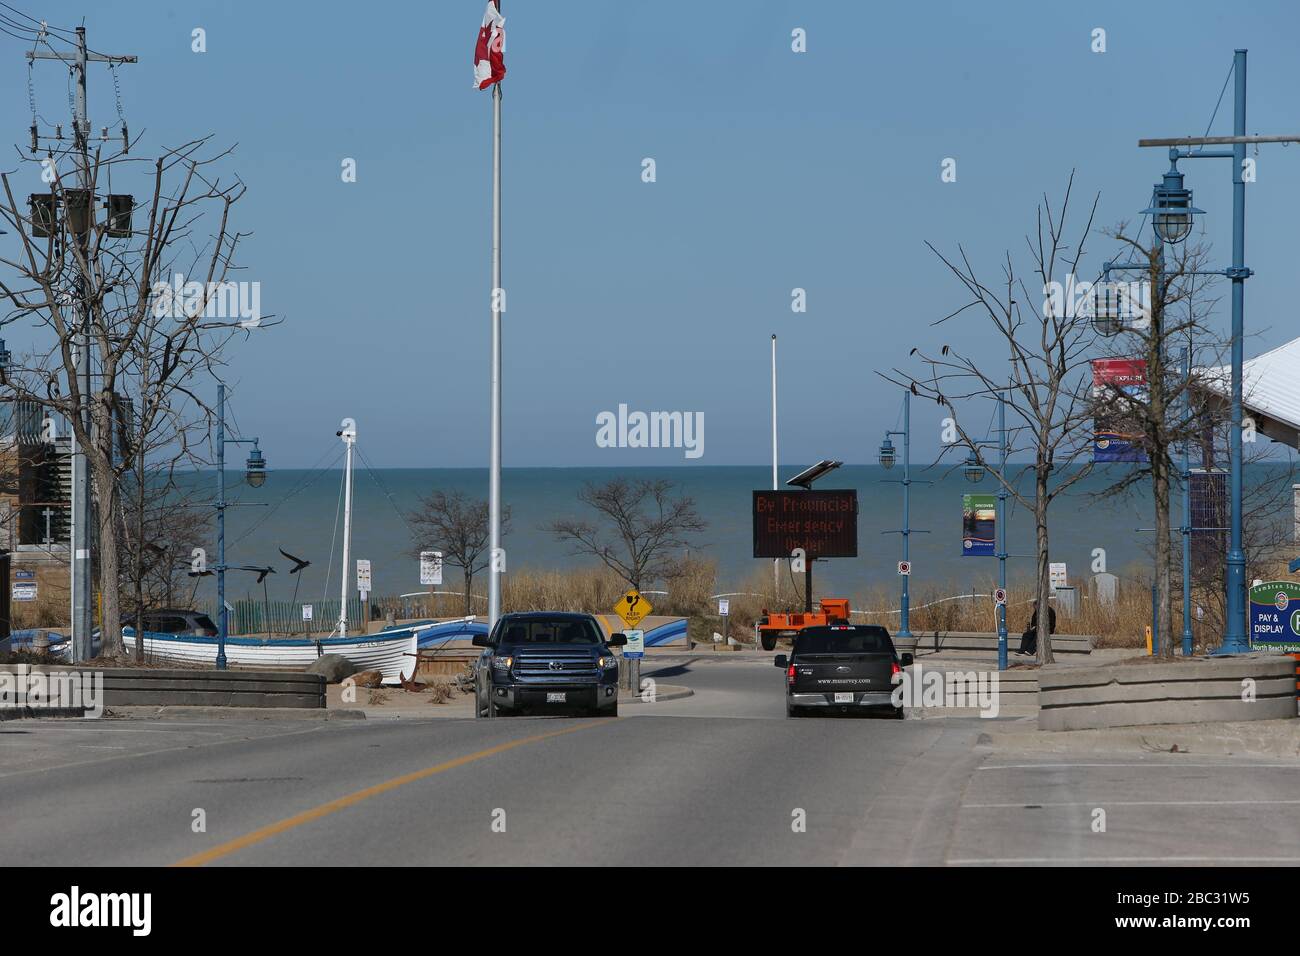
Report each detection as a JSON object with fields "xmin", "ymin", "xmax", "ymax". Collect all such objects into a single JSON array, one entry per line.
[{"xmin": 173, "ymin": 722, "xmax": 600, "ymax": 867}]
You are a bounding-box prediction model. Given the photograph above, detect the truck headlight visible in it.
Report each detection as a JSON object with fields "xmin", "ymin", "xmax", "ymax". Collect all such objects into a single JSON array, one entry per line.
[
  {"xmin": 598, "ymin": 656, "xmax": 618, "ymax": 669},
  {"xmin": 492, "ymin": 655, "xmax": 512, "ymax": 670}
]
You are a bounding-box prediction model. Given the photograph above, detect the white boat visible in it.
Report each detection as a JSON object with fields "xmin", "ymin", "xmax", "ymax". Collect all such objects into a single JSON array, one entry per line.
[{"xmin": 121, "ymin": 626, "xmax": 418, "ymax": 686}]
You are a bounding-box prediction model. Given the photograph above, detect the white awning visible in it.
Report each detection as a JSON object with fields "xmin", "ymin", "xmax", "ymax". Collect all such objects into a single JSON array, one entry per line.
[{"xmin": 1194, "ymin": 336, "xmax": 1300, "ymax": 448}]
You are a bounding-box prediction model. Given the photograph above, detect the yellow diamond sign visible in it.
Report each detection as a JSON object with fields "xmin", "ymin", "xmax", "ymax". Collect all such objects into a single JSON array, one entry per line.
[{"xmin": 615, "ymin": 589, "xmax": 652, "ymax": 630}]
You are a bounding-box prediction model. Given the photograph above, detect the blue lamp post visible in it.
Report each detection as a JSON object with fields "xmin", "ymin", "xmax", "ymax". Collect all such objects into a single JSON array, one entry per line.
[
  {"xmin": 1136, "ymin": 49, "xmax": 1271, "ymax": 654},
  {"xmin": 879, "ymin": 391, "xmax": 930, "ymax": 640},
  {"xmin": 1102, "ymin": 160, "xmax": 1209, "ymax": 656},
  {"xmin": 214, "ymin": 383, "xmax": 267, "ymax": 669},
  {"xmin": 961, "ymin": 392, "xmax": 1010, "ymax": 669}
]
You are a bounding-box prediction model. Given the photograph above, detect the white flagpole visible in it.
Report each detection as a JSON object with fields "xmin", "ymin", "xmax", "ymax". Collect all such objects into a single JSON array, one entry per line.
[
  {"xmin": 488, "ymin": 75, "xmax": 503, "ymax": 629},
  {"xmin": 771, "ymin": 334, "xmax": 779, "ymax": 597}
]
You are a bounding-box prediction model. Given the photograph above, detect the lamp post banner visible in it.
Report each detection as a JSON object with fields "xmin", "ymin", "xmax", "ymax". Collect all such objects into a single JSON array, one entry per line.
[
  {"xmin": 961, "ymin": 494, "xmax": 996, "ymax": 556},
  {"xmin": 1249, "ymin": 581, "xmax": 1300, "ymax": 652},
  {"xmin": 1091, "ymin": 358, "xmax": 1148, "ymax": 462}
]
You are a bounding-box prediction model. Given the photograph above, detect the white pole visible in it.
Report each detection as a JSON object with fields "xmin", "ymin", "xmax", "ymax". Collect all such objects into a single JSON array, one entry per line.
[
  {"xmin": 488, "ymin": 81, "xmax": 503, "ymax": 629},
  {"xmin": 771, "ymin": 334, "xmax": 779, "ymax": 597},
  {"xmin": 337, "ymin": 420, "xmax": 356, "ymax": 638}
]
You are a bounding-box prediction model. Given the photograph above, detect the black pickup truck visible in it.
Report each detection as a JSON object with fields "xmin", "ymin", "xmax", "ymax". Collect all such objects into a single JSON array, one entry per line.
[
  {"xmin": 774, "ymin": 624, "xmax": 912, "ymax": 718},
  {"xmin": 473, "ymin": 612, "xmax": 626, "ymax": 717}
]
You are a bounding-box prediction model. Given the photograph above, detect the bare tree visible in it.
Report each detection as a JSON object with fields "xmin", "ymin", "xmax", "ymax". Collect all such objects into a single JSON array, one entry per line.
[
  {"xmin": 0, "ymin": 134, "xmax": 267, "ymax": 658},
  {"xmin": 888, "ymin": 174, "xmax": 1100, "ymax": 663},
  {"xmin": 408, "ymin": 490, "xmax": 510, "ymax": 616},
  {"xmin": 549, "ymin": 478, "xmax": 706, "ymax": 592},
  {"xmin": 1088, "ymin": 233, "xmax": 1221, "ymax": 657}
]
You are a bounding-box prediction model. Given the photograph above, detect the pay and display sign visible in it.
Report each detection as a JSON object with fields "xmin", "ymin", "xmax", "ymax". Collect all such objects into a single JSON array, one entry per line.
[{"xmin": 1249, "ymin": 581, "xmax": 1300, "ymax": 652}]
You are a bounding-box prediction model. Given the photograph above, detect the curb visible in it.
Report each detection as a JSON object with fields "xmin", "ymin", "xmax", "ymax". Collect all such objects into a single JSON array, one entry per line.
[
  {"xmin": 978, "ymin": 719, "xmax": 1300, "ymax": 758},
  {"xmin": 106, "ymin": 705, "xmax": 365, "ymax": 721},
  {"xmin": 0, "ymin": 706, "xmax": 92, "ymax": 720}
]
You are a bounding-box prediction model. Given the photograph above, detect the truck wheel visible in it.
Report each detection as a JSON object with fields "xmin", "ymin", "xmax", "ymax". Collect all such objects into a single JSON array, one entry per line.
[
  {"xmin": 786, "ymin": 702, "xmax": 800, "ymax": 718},
  {"xmin": 892, "ymin": 706, "xmax": 905, "ymax": 720},
  {"xmin": 761, "ymin": 634, "xmax": 777, "ymax": 651}
]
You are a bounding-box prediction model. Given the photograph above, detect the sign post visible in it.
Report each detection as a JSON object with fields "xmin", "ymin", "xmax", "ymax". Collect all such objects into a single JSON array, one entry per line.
[
  {"xmin": 614, "ymin": 589, "xmax": 652, "ymax": 690},
  {"xmin": 356, "ymin": 560, "xmax": 372, "ymax": 635},
  {"xmin": 719, "ymin": 598, "xmax": 730, "ymax": 644},
  {"xmin": 420, "ymin": 551, "xmax": 444, "ymax": 617},
  {"xmin": 302, "ymin": 603, "xmax": 313, "ymax": 637}
]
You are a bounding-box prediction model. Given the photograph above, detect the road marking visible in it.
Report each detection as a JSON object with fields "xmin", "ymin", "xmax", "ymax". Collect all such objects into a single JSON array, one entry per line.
[
  {"xmin": 965, "ymin": 799, "xmax": 1300, "ymax": 808},
  {"xmin": 950, "ymin": 856, "xmax": 1300, "ymax": 865},
  {"xmin": 173, "ymin": 721, "xmax": 601, "ymax": 867},
  {"xmin": 979, "ymin": 762, "xmax": 1300, "ymax": 770}
]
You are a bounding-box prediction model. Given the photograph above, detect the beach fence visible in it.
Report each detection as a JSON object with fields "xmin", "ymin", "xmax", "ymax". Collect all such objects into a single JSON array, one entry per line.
[{"xmin": 206, "ymin": 592, "xmax": 476, "ymax": 636}]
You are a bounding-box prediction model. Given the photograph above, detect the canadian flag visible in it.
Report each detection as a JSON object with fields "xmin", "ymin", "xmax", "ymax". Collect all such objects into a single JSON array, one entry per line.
[{"xmin": 473, "ymin": 0, "xmax": 506, "ymax": 90}]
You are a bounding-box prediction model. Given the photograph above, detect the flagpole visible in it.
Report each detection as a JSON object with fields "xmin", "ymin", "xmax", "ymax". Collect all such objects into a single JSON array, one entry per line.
[{"xmin": 488, "ymin": 76, "xmax": 503, "ymax": 630}]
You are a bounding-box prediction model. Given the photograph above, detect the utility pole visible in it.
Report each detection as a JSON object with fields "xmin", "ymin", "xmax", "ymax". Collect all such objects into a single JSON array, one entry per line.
[{"xmin": 26, "ymin": 27, "xmax": 137, "ymax": 661}]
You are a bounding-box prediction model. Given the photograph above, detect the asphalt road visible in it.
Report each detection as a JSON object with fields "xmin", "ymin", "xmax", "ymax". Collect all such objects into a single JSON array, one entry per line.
[{"xmin": 3, "ymin": 656, "xmax": 1299, "ymax": 866}]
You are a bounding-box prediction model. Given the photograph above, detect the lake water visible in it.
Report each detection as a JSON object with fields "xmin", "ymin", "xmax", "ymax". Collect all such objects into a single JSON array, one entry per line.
[{"xmin": 182, "ymin": 462, "xmax": 1262, "ymax": 608}]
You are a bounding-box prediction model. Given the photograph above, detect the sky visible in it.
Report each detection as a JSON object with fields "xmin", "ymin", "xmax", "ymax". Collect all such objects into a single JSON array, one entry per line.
[{"xmin": 3, "ymin": 0, "xmax": 1299, "ymax": 469}]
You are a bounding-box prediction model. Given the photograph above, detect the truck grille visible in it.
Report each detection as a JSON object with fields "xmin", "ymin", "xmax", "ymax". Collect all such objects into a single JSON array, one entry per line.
[{"xmin": 514, "ymin": 652, "xmax": 598, "ymax": 676}]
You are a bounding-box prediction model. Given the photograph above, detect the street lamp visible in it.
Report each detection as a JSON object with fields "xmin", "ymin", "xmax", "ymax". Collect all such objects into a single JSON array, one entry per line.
[
  {"xmin": 214, "ymin": 383, "xmax": 267, "ymax": 670},
  {"xmin": 1141, "ymin": 166, "xmax": 1203, "ymax": 245},
  {"xmin": 245, "ymin": 445, "xmax": 266, "ymax": 488},
  {"xmin": 879, "ymin": 393, "xmax": 929, "ymax": 641},
  {"xmin": 964, "ymin": 393, "xmax": 1010, "ymax": 669},
  {"xmin": 877, "ymin": 437, "xmax": 896, "ymax": 470}
]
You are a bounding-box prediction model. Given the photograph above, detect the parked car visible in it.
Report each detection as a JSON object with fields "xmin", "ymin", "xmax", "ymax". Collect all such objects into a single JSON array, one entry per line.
[
  {"xmin": 473, "ymin": 612, "xmax": 626, "ymax": 717},
  {"xmin": 120, "ymin": 608, "xmax": 219, "ymax": 637},
  {"xmin": 774, "ymin": 624, "xmax": 912, "ymax": 718}
]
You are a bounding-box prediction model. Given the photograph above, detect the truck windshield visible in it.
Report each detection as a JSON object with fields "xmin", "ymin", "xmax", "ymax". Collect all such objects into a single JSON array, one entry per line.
[
  {"xmin": 794, "ymin": 628, "xmax": 892, "ymax": 655},
  {"xmin": 498, "ymin": 619, "xmax": 603, "ymax": 644}
]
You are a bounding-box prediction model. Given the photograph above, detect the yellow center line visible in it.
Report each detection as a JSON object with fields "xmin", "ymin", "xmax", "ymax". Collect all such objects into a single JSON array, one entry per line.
[{"xmin": 173, "ymin": 721, "xmax": 603, "ymax": 867}]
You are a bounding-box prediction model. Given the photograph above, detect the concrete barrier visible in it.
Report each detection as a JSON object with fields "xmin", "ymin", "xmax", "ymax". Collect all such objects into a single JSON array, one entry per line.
[
  {"xmin": 0, "ymin": 665, "xmax": 325, "ymax": 711},
  {"xmin": 1038, "ymin": 654, "xmax": 1296, "ymax": 731}
]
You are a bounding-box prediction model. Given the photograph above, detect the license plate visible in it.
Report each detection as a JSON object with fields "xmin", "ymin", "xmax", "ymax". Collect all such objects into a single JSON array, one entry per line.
[
  {"xmin": 834, "ymin": 692, "xmax": 854, "ymax": 703},
  {"xmin": 546, "ymin": 692, "xmax": 567, "ymax": 703}
]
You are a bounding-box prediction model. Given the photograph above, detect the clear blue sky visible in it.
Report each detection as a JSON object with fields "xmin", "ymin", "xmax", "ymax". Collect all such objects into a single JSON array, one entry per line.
[{"xmin": 4, "ymin": 0, "xmax": 1299, "ymax": 467}]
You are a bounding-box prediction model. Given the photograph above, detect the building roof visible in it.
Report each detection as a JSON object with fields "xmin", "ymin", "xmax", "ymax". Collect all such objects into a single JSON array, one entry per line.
[{"xmin": 1195, "ymin": 336, "xmax": 1300, "ymax": 448}]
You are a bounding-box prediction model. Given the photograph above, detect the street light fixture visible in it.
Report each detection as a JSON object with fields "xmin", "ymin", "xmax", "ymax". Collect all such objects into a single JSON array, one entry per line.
[
  {"xmin": 245, "ymin": 445, "xmax": 266, "ymax": 488},
  {"xmin": 962, "ymin": 450, "xmax": 985, "ymax": 483},
  {"xmin": 877, "ymin": 438, "xmax": 896, "ymax": 470},
  {"xmin": 1142, "ymin": 166, "xmax": 1203, "ymax": 244}
]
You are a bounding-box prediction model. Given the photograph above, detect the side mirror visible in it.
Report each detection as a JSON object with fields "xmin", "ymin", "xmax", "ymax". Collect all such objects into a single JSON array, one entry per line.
[
  {"xmin": 471, "ymin": 633, "xmax": 490, "ymax": 647},
  {"xmin": 900, "ymin": 653, "xmax": 914, "ymax": 667},
  {"xmin": 773, "ymin": 654, "xmax": 788, "ymax": 668},
  {"xmin": 608, "ymin": 633, "xmax": 628, "ymax": 647}
]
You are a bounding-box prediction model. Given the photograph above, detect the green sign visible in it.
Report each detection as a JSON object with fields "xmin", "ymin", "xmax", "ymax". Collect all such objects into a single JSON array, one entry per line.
[{"xmin": 1249, "ymin": 581, "xmax": 1300, "ymax": 651}]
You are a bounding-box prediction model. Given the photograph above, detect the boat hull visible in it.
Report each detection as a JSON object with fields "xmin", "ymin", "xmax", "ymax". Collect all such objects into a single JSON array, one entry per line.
[{"xmin": 121, "ymin": 628, "xmax": 418, "ymax": 685}]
